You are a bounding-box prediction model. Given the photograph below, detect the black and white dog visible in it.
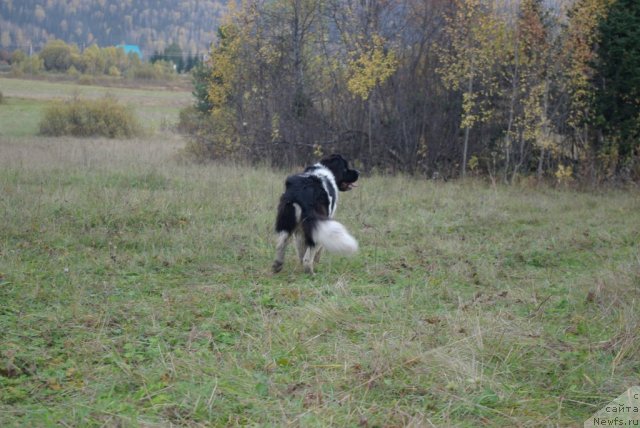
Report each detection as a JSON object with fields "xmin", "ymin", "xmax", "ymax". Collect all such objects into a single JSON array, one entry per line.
[{"xmin": 272, "ymin": 154, "xmax": 360, "ymax": 274}]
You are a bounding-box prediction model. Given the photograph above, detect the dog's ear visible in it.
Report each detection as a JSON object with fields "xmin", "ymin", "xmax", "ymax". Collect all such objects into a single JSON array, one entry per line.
[
  {"xmin": 320, "ymin": 154, "xmax": 346, "ymax": 180},
  {"xmin": 321, "ymin": 154, "xmax": 346, "ymax": 170}
]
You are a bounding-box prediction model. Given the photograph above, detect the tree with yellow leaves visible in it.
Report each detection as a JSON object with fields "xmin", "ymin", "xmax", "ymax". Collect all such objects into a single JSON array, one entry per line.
[
  {"xmin": 347, "ymin": 34, "xmax": 397, "ymax": 101},
  {"xmin": 438, "ymin": 0, "xmax": 508, "ymax": 178},
  {"xmin": 563, "ymin": 0, "xmax": 613, "ymax": 150},
  {"xmin": 346, "ymin": 33, "xmax": 398, "ymax": 163},
  {"xmin": 509, "ymin": 0, "xmax": 556, "ymax": 181}
]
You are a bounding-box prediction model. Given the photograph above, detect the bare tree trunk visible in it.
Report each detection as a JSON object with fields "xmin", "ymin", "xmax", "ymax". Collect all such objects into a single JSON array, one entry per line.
[
  {"xmin": 462, "ymin": 72, "xmax": 474, "ymax": 179},
  {"xmin": 368, "ymin": 94, "xmax": 373, "ymax": 167},
  {"xmin": 504, "ymin": 41, "xmax": 519, "ymax": 183},
  {"xmin": 292, "ymin": 0, "xmax": 304, "ymax": 97},
  {"xmin": 511, "ymin": 132, "xmax": 525, "ymax": 183},
  {"xmin": 537, "ymin": 81, "xmax": 550, "ymax": 180},
  {"xmin": 537, "ymin": 148, "xmax": 545, "ymax": 179},
  {"xmin": 462, "ymin": 126, "xmax": 470, "ymax": 179}
]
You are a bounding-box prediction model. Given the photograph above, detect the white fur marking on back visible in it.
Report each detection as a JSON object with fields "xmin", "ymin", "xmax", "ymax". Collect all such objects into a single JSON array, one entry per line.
[{"xmin": 310, "ymin": 164, "xmax": 339, "ymax": 217}]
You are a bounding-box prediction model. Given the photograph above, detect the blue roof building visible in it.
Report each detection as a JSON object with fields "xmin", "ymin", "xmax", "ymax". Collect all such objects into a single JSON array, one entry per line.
[{"xmin": 117, "ymin": 44, "xmax": 142, "ymax": 58}]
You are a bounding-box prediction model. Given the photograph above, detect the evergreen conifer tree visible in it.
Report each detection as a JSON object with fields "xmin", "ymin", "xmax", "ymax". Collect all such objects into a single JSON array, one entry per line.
[{"xmin": 595, "ymin": 0, "xmax": 640, "ymax": 158}]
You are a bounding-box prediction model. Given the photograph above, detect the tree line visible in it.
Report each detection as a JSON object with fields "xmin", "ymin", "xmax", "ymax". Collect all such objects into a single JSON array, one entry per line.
[
  {"xmin": 186, "ymin": 0, "xmax": 639, "ymax": 183},
  {"xmin": 149, "ymin": 43, "xmax": 204, "ymax": 74},
  {"xmin": 8, "ymin": 39, "xmax": 202, "ymax": 80},
  {"xmin": 0, "ymin": 0, "xmax": 226, "ymax": 55}
]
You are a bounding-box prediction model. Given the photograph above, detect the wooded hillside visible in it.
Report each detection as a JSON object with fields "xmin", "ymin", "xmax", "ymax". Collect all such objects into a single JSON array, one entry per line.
[{"xmin": 0, "ymin": 0, "xmax": 228, "ymax": 55}]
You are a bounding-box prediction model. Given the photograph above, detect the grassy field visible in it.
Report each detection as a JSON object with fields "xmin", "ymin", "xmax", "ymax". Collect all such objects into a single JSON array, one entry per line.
[
  {"xmin": 1, "ymin": 77, "xmax": 639, "ymax": 427},
  {"xmin": 0, "ymin": 77, "xmax": 192, "ymax": 136}
]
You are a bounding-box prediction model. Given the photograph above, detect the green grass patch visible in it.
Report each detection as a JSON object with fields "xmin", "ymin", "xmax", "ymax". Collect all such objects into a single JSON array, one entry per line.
[{"xmin": 0, "ymin": 97, "xmax": 50, "ymax": 137}]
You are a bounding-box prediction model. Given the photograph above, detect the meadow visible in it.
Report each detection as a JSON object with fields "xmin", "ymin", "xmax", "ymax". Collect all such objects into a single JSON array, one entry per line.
[
  {"xmin": 1, "ymin": 77, "xmax": 639, "ymax": 427},
  {"xmin": 0, "ymin": 77, "xmax": 192, "ymax": 137}
]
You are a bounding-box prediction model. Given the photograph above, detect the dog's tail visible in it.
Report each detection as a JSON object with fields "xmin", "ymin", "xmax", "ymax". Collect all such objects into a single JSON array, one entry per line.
[{"xmin": 312, "ymin": 220, "xmax": 358, "ymax": 255}]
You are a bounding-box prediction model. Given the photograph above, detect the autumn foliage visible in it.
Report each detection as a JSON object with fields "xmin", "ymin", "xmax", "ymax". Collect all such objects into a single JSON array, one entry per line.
[
  {"xmin": 39, "ymin": 96, "xmax": 142, "ymax": 138},
  {"xmin": 184, "ymin": 0, "xmax": 639, "ymax": 183}
]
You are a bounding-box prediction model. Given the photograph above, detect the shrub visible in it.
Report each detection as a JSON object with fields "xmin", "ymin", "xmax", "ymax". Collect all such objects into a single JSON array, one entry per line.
[
  {"xmin": 176, "ymin": 106, "xmax": 216, "ymax": 161},
  {"xmin": 126, "ymin": 60, "xmax": 176, "ymax": 80},
  {"xmin": 107, "ymin": 65, "xmax": 121, "ymax": 77},
  {"xmin": 11, "ymin": 50, "xmax": 26, "ymax": 64},
  {"xmin": 67, "ymin": 65, "xmax": 80, "ymax": 78},
  {"xmin": 10, "ymin": 56, "xmax": 44, "ymax": 76},
  {"xmin": 78, "ymin": 74, "xmax": 95, "ymax": 85},
  {"xmin": 176, "ymin": 106, "xmax": 244, "ymax": 162},
  {"xmin": 177, "ymin": 106, "xmax": 208, "ymax": 134},
  {"xmin": 126, "ymin": 64, "xmax": 155, "ymax": 80},
  {"xmin": 40, "ymin": 39, "xmax": 79, "ymax": 72},
  {"xmin": 39, "ymin": 96, "xmax": 142, "ymax": 138}
]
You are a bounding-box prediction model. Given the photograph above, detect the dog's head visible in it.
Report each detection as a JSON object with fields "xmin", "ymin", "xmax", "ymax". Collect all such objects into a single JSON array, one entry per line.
[{"xmin": 321, "ymin": 154, "xmax": 359, "ymax": 191}]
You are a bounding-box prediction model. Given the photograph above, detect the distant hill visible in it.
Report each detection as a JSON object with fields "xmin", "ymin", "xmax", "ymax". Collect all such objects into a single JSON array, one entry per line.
[{"xmin": 0, "ymin": 0, "xmax": 228, "ymax": 57}]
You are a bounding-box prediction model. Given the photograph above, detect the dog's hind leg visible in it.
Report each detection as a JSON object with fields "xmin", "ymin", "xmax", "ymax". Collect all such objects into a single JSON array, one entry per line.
[
  {"xmin": 302, "ymin": 246, "xmax": 318, "ymax": 275},
  {"xmin": 314, "ymin": 246, "xmax": 323, "ymax": 264},
  {"xmin": 294, "ymin": 231, "xmax": 306, "ymax": 264},
  {"xmin": 272, "ymin": 231, "xmax": 291, "ymax": 273}
]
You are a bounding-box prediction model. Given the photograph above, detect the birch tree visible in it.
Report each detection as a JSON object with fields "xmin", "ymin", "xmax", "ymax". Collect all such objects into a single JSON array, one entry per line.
[{"xmin": 438, "ymin": 0, "xmax": 507, "ymax": 177}]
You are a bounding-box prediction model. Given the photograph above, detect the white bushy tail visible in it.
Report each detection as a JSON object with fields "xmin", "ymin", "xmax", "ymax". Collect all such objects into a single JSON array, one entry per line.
[{"xmin": 313, "ymin": 220, "xmax": 358, "ymax": 255}]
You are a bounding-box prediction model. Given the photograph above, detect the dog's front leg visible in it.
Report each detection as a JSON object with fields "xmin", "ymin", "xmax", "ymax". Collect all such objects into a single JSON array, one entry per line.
[{"xmin": 302, "ymin": 246, "xmax": 318, "ymax": 275}]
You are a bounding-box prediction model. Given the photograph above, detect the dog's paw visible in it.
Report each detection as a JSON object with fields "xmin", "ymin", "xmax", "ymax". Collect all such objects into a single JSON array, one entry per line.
[{"xmin": 272, "ymin": 261, "xmax": 284, "ymax": 273}]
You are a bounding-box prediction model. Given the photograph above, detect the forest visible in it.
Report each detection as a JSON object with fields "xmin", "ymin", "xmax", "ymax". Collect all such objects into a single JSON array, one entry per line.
[
  {"xmin": 184, "ymin": 0, "xmax": 639, "ymax": 183},
  {"xmin": 0, "ymin": 0, "xmax": 227, "ymax": 55}
]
